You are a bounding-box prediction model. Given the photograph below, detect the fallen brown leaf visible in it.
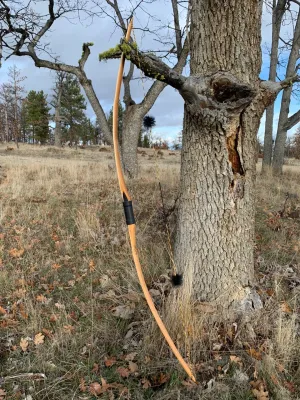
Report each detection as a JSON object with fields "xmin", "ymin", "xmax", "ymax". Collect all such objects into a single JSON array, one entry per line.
[
  {"xmin": 63, "ymin": 325, "xmax": 75, "ymax": 334},
  {"xmin": 150, "ymin": 372, "xmax": 169, "ymax": 387},
  {"xmin": 49, "ymin": 314, "xmax": 58, "ymax": 322},
  {"xmin": 276, "ymin": 363, "xmax": 285, "ymax": 373},
  {"xmin": 251, "ymin": 380, "xmax": 269, "ymax": 400},
  {"xmin": 55, "ymin": 302, "xmax": 65, "ymax": 310},
  {"xmin": 105, "ymin": 357, "xmax": 117, "ymax": 367},
  {"xmin": 229, "ymin": 355, "xmax": 243, "ymax": 367},
  {"xmin": 20, "ymin": 338, "xmax": 29, "ymax": 352},
  {"xmin": 112, "ymin": 305, "xmax": 135, "ymax": 320},
  {"xmin": 0, "ymin": 388, "xmax": 6, "ymax": 399},
  {"xmin": 92, "ymin": 363, "xmax": 100, "ymax": 373},
  {"xmin": 89, "ymin": 259, "xmax": 96, "ymax": 272},
  {"xmin": 0, "ymin": 306, "xmax": 6, "ymax": 315},
  {"xmin": 42, "ymin": 328, "xmax": 53, "ymax": 339},
  {"xmin": 79, "ymin": 378, "xmax": 86, "ymax": 392},
  {"xmin": 34, "ymin": 332, "xmax": 45, "ymax": 345},
  {"xmin": 247, "ymin": 348, "xmax": 262, "ymax": 360},
  {"xmin": 125, "ymin": 352, "xmax": 137, "ymax": 361},
  {"xmin": 141, "ymin": 378, "xmax": 151, "ymax": 389},
  {"xmin": 117, "ymin": 367, "xmax": 130, "ymax": 378},
  {"xmin": 89, "ymin": 382, "xmax": 102, "ymax": 395},
  {"xmin": 100, "ymin": 377, "xmax": 110, "ymax": 391},
  {"xmin": 9, "ymin": 248, "xmax": 24, "ymax": 258},
  {"xmin": 128, "ymin": 361, "xmax": 138, "ymax": 373},
  {"xmin": 252, "ymin": 388, "xmax": 269, "ymax": 400},
  {"xmin": 284, "ymin": 381, "xmax": 295, "ymax": 393},
  {"xmin": 181, "ymin": 379, "xmax": 198, "ymax": 389},
  {"xmin": 280, "ymin": 301, "xmax": 292, "ymax": 313}
]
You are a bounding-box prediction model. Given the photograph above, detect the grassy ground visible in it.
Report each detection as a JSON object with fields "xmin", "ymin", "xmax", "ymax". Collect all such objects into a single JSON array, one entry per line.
[{"xmin": 0, "ymin": 144, "xmax": 299, "ymax": 399}]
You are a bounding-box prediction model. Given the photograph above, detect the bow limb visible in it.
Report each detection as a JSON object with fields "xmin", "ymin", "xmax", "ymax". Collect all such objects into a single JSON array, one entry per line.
[
  {"xmin": 113, "ymin": 19, "xmax": 196, "ymax": 383},
  {"xmin": 128, "ymin": 224, "xmax": 196, "ymax": 382},
  {"xmin": 113, "ymin": 18, "xmax": 133, "ymax": 200}
]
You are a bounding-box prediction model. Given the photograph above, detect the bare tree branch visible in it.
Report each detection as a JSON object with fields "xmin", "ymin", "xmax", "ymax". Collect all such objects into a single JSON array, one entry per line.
[
  {"xmin": 123, "ymin": 62, "xmax": 135, "ymax": 107},
  {"xmin": 289, "ymin": 0, "xmax": 300, "ymax": 6},
  {"xmin": 106, "ymin": 0, "xmax": 127, "ymax": 33},
  {"xmin": 117, "ymin": 40, "xmax": 186, "ymax": 90},
  {"xmin": 79, "ymin": 42, "xmax": 93, "ymax": 69},
  {"xmin": 261, "ymin": 73, "xmax": 300, "ymax": 93},
  {"xmin": 171, "ymin": 0, "xmax": 182, "ymax": 56},
  {"xmin": 140, "ymin": 37, "xmax": 189, "ymax": 112},
  {"xmin": 1, "ymin": 0, "xmax": 112, "ymax": 143},
  {"xmin": 284, "ymin": 108, "xmax": 300, "ymax": 129}
]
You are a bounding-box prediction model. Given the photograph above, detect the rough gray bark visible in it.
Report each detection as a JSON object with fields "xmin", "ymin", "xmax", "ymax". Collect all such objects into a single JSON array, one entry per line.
[
  {"xmin": 121, "ymin": 105, "xmax": 143, "ymax": 178},
  {"xmin": 262, "ymin": 0, "xmax": 287, "ymax": 173},
  {"xmin": 119, "ymin": 0, "xmax": 293, "ymax": 311},
  {"xmin": 172, "ymin": 0, "xmax": 264, "ymax": 310},
  {"xmin": 273, "ymin": 10, "xmax": 300, "ymax": 175}
]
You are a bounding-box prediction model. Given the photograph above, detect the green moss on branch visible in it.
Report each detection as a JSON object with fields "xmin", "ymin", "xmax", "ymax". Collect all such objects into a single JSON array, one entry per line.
[{"xmin": 98, "ymin": 41, "xmax": 138, "ymax": 62}]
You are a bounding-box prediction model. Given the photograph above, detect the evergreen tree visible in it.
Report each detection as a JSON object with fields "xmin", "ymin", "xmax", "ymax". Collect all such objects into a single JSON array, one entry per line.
[
  {"xmin": 107, "ymin": 101, "xmax": 124, "ymax": 145},
  {"xmin": 79, "ymin": 117, "xmax": 96, "ymax": 144},
  {"xmin": 138, "ymin": 129, "xmax": 143, "ymax": 147},
  {"xmin": 60, "ymin": 75, "xmax": 86, "ymax": 145},
  {"xmin": 25, "ymin": 90, "xmax": 50, "ymax": 143},
  {"xmin": 142, "ymin": 134, "xmax": 150, "ymax": 148},
  {"xmin": 51, "ymin": 71, "xmax": 67, "ymax": 147}
]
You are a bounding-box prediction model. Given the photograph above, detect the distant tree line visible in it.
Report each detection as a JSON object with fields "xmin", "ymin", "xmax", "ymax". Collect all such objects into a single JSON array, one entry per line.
[
  {"xmin": 0, "ymin": 66, "xmax": 106, "ymax": 146},
  {"xmin": 285, "ymin": 127, "xmax": 300, "ymax": 159},
  {"xmin": 0, "ymin": 66, "xmax": 182, "ymax": 149}
]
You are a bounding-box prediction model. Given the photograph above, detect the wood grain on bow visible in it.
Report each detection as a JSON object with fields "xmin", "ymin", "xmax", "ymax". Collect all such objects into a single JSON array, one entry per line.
[{"xmin": 112, "ymin": 18, "xmax": 196, "ymax": 383}]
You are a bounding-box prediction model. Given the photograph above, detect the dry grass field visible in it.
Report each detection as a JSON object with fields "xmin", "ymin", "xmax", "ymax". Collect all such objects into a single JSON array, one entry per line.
[{"xmin": 0, "ymin": 144, "xmax": 299, "ymax": 399}]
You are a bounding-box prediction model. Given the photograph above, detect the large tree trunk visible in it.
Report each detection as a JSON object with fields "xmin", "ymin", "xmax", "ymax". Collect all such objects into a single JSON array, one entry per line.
[
  {"xmin": 174, "ymin": 0, "xmax": 264, "ymax": 312},
  {"xmin": 54, "ymin": 85, "xmax": 63, "ymax": 147},
  {"xmin": 13, "ymin": 97, "xmax": 19, "ymax": 149},
  {"xmin": 121, "ymin": 105, "xmax": 143, "ymax": 178},
  {"xmin": 262, "ymin": 0, "xmax": 286, "ymax": 173},
  {"xmin": 4, "ymin": 108, "xmax": 9, "ymax": 142},
  {"xmin": 272, "ymin": 11, "xmax": 300, "ymax": 175},
  {"xmin": 272, "ymin": 86, "xmax": 293, "ymax": 174}
]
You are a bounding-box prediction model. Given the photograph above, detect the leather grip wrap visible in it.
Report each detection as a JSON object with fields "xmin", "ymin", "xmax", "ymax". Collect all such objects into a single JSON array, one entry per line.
[{"xmin": 123, "ymin": 199, "xmax": 135, "ymax": 225}]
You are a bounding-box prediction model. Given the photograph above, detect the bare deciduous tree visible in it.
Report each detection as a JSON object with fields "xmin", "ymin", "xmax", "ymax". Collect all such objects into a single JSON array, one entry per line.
[
  {"xmin": 262, "ymin": 0, "xmax": 300, "ymax": 173},
  {"xmin": 0, "ymin": 0, "xmax": 188, "ymax": 177},
  {"xmin": 262, "ymin": 0, "xmax": 287, "ymax": 172},
  {"xmin": 111, "ymin": 0, "xmax": 299, "ymax": 313},
  {"xmin": 273, "ymin": 6, "xmax": 300, "ymax": 174},
  {"xmin": 0, "ymin": 65, "xmax": 26, "ymax": 146},
  {"xmin": 52, "ymin": 72, "xmax": 67, "ymax": 147}
]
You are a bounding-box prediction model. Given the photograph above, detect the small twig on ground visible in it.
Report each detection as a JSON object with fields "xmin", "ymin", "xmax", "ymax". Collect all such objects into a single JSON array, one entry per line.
[{"xmin": 0, "ymin": 373, "xmax": 46, "ymax": 384}]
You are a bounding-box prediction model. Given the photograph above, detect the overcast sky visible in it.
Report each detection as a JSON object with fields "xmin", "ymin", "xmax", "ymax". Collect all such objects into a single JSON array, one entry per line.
[{"xmin": 0, "ymin": 0, "xmax": 299, "ymax": 143}]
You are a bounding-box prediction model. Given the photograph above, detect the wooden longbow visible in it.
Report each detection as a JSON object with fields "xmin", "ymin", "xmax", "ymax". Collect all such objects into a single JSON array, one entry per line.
[{"xmin": 112, "ymin": 18, "xmax": 196, "ymax": 383}]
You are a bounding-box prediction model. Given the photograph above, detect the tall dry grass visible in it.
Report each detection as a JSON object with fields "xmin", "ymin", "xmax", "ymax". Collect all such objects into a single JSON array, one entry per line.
[{"xmin": 0, "ymin": 145, "xmax": 299, "ymax": 399}]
